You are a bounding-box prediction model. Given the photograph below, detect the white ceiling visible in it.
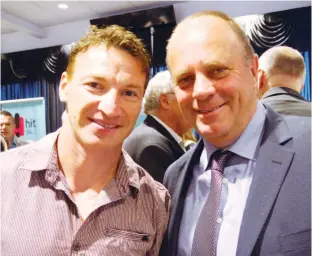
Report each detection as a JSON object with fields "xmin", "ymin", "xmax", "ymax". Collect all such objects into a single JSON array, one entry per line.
[
  {"xmin": 1, "ymin": 1, "xmax": 310, "ymax": 53},
  {"xmin": 1, "ymin": 1, "xmax": 182, "ymax": 36}
]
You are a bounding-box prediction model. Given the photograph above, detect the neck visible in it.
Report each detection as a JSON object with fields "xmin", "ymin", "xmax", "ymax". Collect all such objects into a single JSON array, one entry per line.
[
  {"xmin": 269, "ymin": 76, "xmax": 303, "ymax": 93},
  {"xmin": 6, "ymin": 135, "xmax": 14, "ymax": 147},
  {"xmin": 57, "ymin": 125, "xmax": 121, "ymax": 193}
]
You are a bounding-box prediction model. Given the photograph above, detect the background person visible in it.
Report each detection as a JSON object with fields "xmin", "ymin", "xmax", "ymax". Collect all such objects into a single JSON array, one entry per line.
[
  {"xmin": 0, "ymin": 110, "xmax": 29, "ymax": 149},
  {"xmin": 0, "ymin": 135, "xmax": 8, "ymax": 151},
  {"xmin": 258, "ymin": 45, "xmax": 311, "ymax": 116},
  {"xmin": 182, "ymin": 130, "xmax": 197, "ymax": 151},
  {"xmin": 124, "ymin": 70, "xmax": 192, "ymax": 183}
]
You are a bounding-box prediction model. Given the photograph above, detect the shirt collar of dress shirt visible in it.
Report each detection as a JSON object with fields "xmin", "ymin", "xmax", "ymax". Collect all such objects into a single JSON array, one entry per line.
[
  {"xmin": 202, "ymin": 101, "xmax": 267, "ymax": 166},
  {"xmin": 8, "ymin": 135, "xmax": 18, "ymax": 149},
  {"xmin": 20, "ymin": 128, "xmax": 141, "ymax": 192},
  {"xmin": 150, "ymin": 114, "xmax": 184, "ymax": 149}
]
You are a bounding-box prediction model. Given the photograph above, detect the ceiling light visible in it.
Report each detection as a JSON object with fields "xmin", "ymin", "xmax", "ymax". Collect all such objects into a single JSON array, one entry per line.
[{"xmin": 58, "ymin": 4, "xmax": 68, "ymax": 10}]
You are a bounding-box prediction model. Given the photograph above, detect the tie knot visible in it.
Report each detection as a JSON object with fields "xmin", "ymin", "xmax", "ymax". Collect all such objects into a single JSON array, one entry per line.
[{"xmin": 210, "ymin": 150, "xmax": 233, "ymax": 173}]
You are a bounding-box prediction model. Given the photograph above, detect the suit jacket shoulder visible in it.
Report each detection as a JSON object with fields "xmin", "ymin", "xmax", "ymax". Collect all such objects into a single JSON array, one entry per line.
[
  {"xmin": 124, "ymin": 115, "xmax": 185, "ymax": 182},
  {"xmin": 261, "ymin": 87, "xmax": 311, "ymax": 117}
]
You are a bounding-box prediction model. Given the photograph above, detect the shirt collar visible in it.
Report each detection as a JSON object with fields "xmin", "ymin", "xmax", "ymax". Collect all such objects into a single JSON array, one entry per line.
[
  {"xmin": 8, "ymin": 135, "xmax": 18, "ymax": 149},
  {"xmin": 228, "ymin": 102, "xmax": 266, "ymax": 160},
  {"xmin": 150, "ymin": 114, "xmax": 184, "ymax": 147},
  {"xmin": 20, "ymin": 129, "xmax": 141, "ymax": 192},
  {"xmin": 202, "ymin": 101, "xmax": 267, "ymax": 165}
]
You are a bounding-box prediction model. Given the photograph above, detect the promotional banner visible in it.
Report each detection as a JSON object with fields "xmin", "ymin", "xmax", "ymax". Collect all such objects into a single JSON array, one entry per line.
[
  {"xmin": 0, "ymin": 97, "xmax": 46, "ymax": 141},
  {"xmin": 135, "ymin": 113, "xmax": 146, "ymax": 128}
]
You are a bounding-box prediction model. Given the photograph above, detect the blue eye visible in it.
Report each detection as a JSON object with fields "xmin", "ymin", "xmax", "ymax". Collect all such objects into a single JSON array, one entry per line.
[{"xmin": 124, "ymin": 90, "xmax": 137, "ymax": 97}]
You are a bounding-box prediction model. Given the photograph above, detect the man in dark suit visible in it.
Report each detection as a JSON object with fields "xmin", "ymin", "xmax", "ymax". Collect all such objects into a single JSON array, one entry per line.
[
  {"xmin": 124, "ymin": 71, "xmax": 192, "ymax": 183},
  {"xmin": 258, "ymin": 46, "xmax": 311, "ymax": 116},
  {"xmin": 161, "ymin": 10, "xmax": 311, "ymax": 256}
]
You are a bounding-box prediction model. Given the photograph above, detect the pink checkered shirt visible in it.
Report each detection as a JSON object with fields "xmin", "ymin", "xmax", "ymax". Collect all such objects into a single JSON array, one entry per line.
[{"xmin": 1, "ymin": 131, "xmax": 171, "ymax": 256}]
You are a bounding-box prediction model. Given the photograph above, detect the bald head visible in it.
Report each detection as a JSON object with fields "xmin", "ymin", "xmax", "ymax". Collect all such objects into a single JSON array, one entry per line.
[
  {"xmin": 258, "ymin": 46, "xmax": 306, "ymax": 96},
  {"xmin": 167, "ymin": 10, "xmax": 255, "ymax": 69}
]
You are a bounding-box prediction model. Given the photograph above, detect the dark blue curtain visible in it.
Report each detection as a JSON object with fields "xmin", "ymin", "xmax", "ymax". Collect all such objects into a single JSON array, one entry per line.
[
  {"xmin": 150, "ymin": 65, "xmax": 167, "ymax": 79},
  {"xmin": 1, "ymin": 81, "xmax": 42, "ymax": 99},
  {"xmin": 301, "ymin": 51, "xmax": 311, "ymax": 101},
  {"xmin": 1, "ymin": 78, "xmax": 65, "ymax": 134}
]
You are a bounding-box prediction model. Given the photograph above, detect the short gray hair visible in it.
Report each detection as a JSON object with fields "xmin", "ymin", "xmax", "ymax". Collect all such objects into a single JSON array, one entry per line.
[{"xmin": 143, "ymin": 70, "xmax": 174, "ymax": 114}]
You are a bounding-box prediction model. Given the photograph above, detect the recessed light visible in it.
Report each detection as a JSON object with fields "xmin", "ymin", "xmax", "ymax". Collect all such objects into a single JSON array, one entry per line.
[{"xmin": 58, "ymin": 4, "xmax": 68, "ymax": 10}]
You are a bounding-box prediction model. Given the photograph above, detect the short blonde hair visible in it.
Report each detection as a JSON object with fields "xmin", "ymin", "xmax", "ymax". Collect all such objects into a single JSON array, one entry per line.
[
  {"xmin": 167, "ymin": 10, "xmax": 255, "ymax": 66},
  {"xmin": 67, "ymin": 25, "xmax": 151, "ymax": 86},
  {"xmin": 259, "ymin": 46, "xmax": 305, "ymax": 79}
]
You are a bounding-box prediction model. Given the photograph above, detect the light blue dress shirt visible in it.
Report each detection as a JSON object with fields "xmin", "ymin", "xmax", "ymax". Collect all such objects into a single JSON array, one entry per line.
[{"xmin": 178, "ymin": 102, "xmax": 267, "ymax": 256}]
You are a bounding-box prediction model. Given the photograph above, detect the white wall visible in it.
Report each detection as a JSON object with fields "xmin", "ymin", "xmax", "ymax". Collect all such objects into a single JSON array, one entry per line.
[
  {"xmin": 174, "ymin": 1, "xmax": 311, "ymax": 22},
  {"xmin": 1, "ymin": 20, "xmax": 90, "ymax": 53},
  {"xmin": 1, "ymin": 1, "xmax": 311, "ymax": 54}
]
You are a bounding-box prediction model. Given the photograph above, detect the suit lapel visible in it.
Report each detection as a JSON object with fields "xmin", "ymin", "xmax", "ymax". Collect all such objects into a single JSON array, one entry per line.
[
  {"xmin": 236, "ymin": 107, "xmax": 294, "ymax": 255},
  {"xmin": 169, "ymin": 140, "xmax": 204, "ymax": 255},
  {"xmin": 144, "ymin": 115, "xmax": 185, "ymax": 155}
]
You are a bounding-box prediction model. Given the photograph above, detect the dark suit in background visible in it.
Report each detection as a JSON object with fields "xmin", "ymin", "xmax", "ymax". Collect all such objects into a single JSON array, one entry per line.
[
  {"xmin": 262, "ymin": 87, "xmax": 311, "ymax": 116},
  {"xmin": 161, "ymin": 107, "xmax": 311, "ymax": 256},
  {"xmin": 124, "ymin": 115, "xmax": 185, "ymax": 183}
]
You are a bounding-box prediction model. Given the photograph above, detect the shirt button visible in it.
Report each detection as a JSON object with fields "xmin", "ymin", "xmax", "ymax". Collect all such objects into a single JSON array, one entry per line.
[
  {"xmin": 72, "ymin": 243, "xmax": 81, "ymax": 252},
  {"xmin": 223, "ymin": 178, "xmax": 228, "ymax": 184},
  {"xmin": 217, "ymin": 217, "xmax": 222, "ymax": 224}
]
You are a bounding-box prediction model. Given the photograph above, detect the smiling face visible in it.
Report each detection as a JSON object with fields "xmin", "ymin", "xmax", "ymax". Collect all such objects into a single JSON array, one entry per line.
[
  {"xmin": 167, "ymin": 16, "xmax": 259, "ymax": 147},
  {"xmin": 59, "ymin": 44, "xmax": 146, "ymax": 149}
]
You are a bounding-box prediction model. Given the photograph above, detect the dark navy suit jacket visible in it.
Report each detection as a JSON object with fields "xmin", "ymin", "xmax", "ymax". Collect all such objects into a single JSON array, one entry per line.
[{"xmin": 124, "ymin": 115, "xmax": 185, "ymax": 183}]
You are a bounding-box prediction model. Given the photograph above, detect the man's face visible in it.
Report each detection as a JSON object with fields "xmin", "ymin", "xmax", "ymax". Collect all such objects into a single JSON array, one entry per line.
[
  {"xmin": 0, "ymin": 114, "xmax": 15, "ymax": 141},
  {"xmin": 168, "ymin": 16, "xmax": 258, "ymax": 147},
  {"xmin": 59, "ymin": 44, "xmax": 146, "ymax": 149}
]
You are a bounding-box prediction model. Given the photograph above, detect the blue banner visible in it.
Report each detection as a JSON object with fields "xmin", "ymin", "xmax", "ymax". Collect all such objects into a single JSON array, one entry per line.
[{"xmin": 0, "ymin": 97, "xmax": 46, "ymax": 141}]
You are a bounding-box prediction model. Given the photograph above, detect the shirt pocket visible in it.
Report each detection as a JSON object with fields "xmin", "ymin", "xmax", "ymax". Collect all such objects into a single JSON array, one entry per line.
[{"xmin": 104, "ymin": 228, "xmax": 150, "ymax": 243}]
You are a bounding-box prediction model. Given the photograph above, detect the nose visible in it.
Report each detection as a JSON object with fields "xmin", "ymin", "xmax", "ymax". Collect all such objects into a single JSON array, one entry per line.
[
  {"xmin": 98, "ymin": 89, "xmax": 122, "ymax": 118},
  {"xmin": 192, "ymin": 73, "xmax": 216, "ymax": 101}
]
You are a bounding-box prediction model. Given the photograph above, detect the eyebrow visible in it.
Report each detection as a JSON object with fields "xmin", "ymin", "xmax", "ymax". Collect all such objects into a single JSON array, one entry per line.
[
  {"xmin": 201, "ymin": 60, "xmax": 228, "ymax": 69},
  {"xmin": 174, "ymin": 60, "xmax": 229, "ymax": 79},
  {"xmin": 174, "ymin": 69, "xmax": 194, "ymax": 82},
  {"xmin": 83, "ymin": 75, "xmax": 109, "ymax": 83}
]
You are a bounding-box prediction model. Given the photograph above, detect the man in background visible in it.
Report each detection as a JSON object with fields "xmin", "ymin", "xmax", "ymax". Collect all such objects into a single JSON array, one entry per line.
[
  {"xmin": 1, "ymin": 25, "xmax": 170, "ymax": 256},
  {"xmin": 161, "ymin": 10, "xmax": 311, "ymax": 256},
  {"xmin": 124, "ymin": 70, "xmax": 192, "ymax": 183},
  {"xmin": 258, "ymin": 46, "xmax": 311, "ymax": 116},
  {"xmin": 0, "ymin": 110, "xmax": 29, "ymax": 149}
]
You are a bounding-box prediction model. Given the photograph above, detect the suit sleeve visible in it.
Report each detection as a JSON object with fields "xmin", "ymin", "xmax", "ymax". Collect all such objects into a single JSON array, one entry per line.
[{"xmin": 137, "ymin": 144, "xmax": 176, "ymax": 183}]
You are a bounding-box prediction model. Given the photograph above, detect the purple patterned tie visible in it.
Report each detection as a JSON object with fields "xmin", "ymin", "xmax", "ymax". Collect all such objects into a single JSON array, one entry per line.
[{"xmin": 191, "ymin": 150, "xmax": 234, "ymax": 256}]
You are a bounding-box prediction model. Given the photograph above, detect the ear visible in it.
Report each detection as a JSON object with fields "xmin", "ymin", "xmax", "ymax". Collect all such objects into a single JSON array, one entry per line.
[
  {"xmin": 250, "ymin": 54, "xmax": 259, "ymax": 79},
  {"xmin": 159, "ymin": 94, "xmax": 170, "ymax": 110},
  {"xmin": 59, "ymin": 72, "xmax": 69, "ymax": 103},
  {"xmin": 257, "ymin": 69, "xmax": 268, "ymax": 90}
]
